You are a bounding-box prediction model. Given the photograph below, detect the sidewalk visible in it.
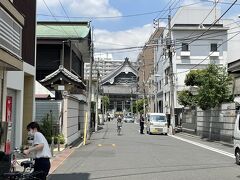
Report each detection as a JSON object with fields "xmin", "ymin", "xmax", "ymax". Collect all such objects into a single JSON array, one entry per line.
[
  {"xmin": 174, "ymin": 132, "xmax": 234, "ymax": 154},
  {"xmin": 49, "ymin": 147, "xmax": 76, "ymax": 174}
]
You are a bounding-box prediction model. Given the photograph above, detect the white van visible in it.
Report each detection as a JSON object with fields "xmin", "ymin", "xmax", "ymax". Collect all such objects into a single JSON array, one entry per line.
[
  {"xmin": 146, "ymin": 113, "xmax": 168, "ymax": 135},
  {"xmin": 234, "ymin": 113, "xmax": 240, "ymax": 165}
]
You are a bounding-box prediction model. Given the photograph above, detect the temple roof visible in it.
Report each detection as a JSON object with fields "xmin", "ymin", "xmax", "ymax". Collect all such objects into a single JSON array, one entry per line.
[
  {"xmin": 101, "ymin": 58, "xmax": 138, "ymax": 85},
  {"xmin": 37, "ymin": 21, "xmax": 90, "ymax": 39},
  {"xmin": 40, "ymin": 65, "xmax": 86, "ymax": 88}
]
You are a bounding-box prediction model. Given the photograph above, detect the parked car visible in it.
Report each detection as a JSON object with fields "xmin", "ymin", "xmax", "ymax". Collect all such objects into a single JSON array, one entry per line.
[
  {"xmin": 123, "ymin": 116, "xmax": 134, "ymax": 123},
  {"xmin": 234, "ymin": 113, "xmax": 240, "ymax": 165},
  {"xmin": 146, "ymin": 113, "xmax": 168, "ymax": 135}
]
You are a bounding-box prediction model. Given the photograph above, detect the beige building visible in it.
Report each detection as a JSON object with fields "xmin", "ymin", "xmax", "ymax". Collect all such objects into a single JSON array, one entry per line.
[{"xmin": 0, "ymin": 0, "xmax": 36, "ymax": 152}]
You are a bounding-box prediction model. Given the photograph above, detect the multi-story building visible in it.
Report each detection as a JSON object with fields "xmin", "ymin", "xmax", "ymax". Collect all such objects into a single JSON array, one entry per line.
[
  {"xmin": 0, "ymin": 0, "xmax": 36, "ymax": 152},
  {"xmin": 137, "ymin": 27, "xmax": 164, "ymax": 113},
  {"xmin": 155, "ymin": 7, "xmax": 228, "ymax": 119},
  {"xmin": 225, "ymin": 19, "xmax": 240, "ymax": 102},
  {"xmin": 84, "ymin": 53, "xmax": 138, "ymax": 80}
]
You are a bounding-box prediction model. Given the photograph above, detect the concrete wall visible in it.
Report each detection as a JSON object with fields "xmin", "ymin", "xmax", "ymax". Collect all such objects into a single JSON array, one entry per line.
[
  {"xmin": 182, "ymin": 108, "xmax": 197, "ymax": 134},
  {"xmin": 63, "ymin": 95, "xmax": 87, "ymax": 145},
  {"xmin": 182, "ymin": 103, "xmax": 236, "ymax": 143},
  {"xmin": 36, "ymin": 96, "xmax": 87, "ymax": 145},
  {"xmin": 197, "ymin": 103, "xmax": 236, "ymax": 143},
  {"xmin": 66, "ymin": 97, "xmax": 79, "ymax": 144}
]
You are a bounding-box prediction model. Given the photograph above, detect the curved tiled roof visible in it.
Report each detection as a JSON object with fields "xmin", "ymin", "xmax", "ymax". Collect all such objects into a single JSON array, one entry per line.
[
  {"xmin": 37, "ymin": 22, "xmax": 90, "ymax": 39},
  {"xmin": 40, "ymin": 65, "xmax": 86, "ymax": 87},
  {"xmin": 101, "ymin": 58, "xmax": 138, "ymax": 85}
]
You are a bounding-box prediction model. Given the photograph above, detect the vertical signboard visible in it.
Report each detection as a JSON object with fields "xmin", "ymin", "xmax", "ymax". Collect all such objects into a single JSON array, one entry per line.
[
  {"xmin": 5, "ymin": 96, "xmax": 12, "ymax": 154},
  {"xmin": 6, "ymin": 96, "xmax": 12, "ymax": 123}
]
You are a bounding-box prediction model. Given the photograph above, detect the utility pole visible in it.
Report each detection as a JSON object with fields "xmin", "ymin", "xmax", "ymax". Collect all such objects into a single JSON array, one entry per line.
[
  {"xmin": 154, "ymin": 45, "xmax": 158, "ymax": 113},
  {"xmin": 167, "ymin": 14, "xmax": 175, "ymax": 134},
  {"xmin": 95, "ymin": 70, "xmax": 99, "ymax": 132},
  {"xmin": 130, "ymin": 88, "xmax": 133, "ymax": 116},
  {"xmin": 143, "ymin": 70, "xmax": 146, "ymax": 118},
  {"xmin": 87, "ymin": 26, "xmax": 94, "ymax": 140}
]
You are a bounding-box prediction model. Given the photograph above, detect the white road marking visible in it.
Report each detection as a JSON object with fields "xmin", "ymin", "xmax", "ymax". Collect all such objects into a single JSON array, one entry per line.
[
  {"xmin": 169, "ymin": 135, "xmax": 235, "ymax": 159},
  {"xmin": 76, "ymin": 141, "xmax": 84, "ymax": 148}
]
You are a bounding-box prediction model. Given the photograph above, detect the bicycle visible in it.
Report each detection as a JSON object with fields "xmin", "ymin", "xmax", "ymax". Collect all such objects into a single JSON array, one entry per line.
[
  {"xmin": 117, "ymin": 121, "xmax": 122, "ymax": 136},
  {"xmin": 2, "ymin": 149, "xmax": 44, "ymax": 180}
]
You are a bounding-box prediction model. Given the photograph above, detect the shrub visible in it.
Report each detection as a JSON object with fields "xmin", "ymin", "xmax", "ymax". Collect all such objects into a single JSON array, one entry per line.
[{"xmin": 54, "ymin": 134, "xmax": 65, "ymax": 144}]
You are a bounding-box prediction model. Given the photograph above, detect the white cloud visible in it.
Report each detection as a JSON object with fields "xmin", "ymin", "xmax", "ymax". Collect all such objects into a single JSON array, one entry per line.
[
  {"xmin": 70, "ymin": 0, "xmax": 121, "ymax": 17},
  {"xmin": 94, "ymin": 24, "xmax": 160, "ymax": 61},
  {"xmin": 181, "ymin": 0, "xmax": 205, "ymax": 7},
  {"xmin": 37, "ymin": 0, "xmax": 121, "ymax": 18}
]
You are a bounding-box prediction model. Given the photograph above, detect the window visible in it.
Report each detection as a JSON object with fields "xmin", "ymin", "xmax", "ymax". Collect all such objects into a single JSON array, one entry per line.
[
  {"xmin": 211, "ymin": 43, "xmax": 218, "ymax": 52},
  {"xmin": 182, "ymin": 43, "xmax": 189, "ymax": 51}
]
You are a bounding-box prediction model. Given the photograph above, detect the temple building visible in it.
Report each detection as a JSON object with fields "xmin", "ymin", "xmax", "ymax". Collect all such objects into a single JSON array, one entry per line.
[{"xmin": 101, "ymin": 58, "xmax": 138, "ymax": 114}]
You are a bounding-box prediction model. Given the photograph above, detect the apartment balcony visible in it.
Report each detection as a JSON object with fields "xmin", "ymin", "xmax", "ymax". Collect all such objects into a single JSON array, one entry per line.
[
  {"xmin": 180, "ymin": 51, "xmax": 190, "ymax": 57},
  {"xmin": 209, "ymin": 51, "xmax": 219, "ymax": 57}
]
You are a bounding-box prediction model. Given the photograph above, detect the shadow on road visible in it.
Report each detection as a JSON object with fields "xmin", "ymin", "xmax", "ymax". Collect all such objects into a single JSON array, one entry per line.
[{"xmin": 48, "ymin": 173, "xmax": 90, "ymax": 180}]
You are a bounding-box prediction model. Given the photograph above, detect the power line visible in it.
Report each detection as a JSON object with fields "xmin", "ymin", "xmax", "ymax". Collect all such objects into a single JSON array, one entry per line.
[
  {"xmin": 57, "ymin": 0, "xmax": 79, "ymax": 37},
  {"xmin": 176, "ymin": 30, "xmax": 240, "ymax": 75},
  {"xmin": 154, "ymin": 0, "xmax": 174, "ymax": 19},
  {"xmin": 182, "ymin": 0, "xmax": 220, "ymax": 41},
  {"xmin": 37, "ymin": 1, "xmax": 210, "ymax": 20},
  {"xmin": 94, "ymin": 27, "xmax": 240, "ymax": 52},
  {"xmin": 41, "ymin": 0, "xmax": 70, "ymax": 37},
  {"xmin": 173, "ymin": 0, "xmax": 238, "ymax": 51},
  {"xmin": 205, "ymin": 0, "xmax": 240, "ymax": 5},
  {"xmin": 174, "ymin": 20, "xmax": 240, "ymax": 43}
]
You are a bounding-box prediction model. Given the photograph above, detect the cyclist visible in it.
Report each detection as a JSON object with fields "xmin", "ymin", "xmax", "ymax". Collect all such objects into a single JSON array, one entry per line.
[{"xmin": 117, "ymin": 115, "xmax": 122, "ymax": 135}]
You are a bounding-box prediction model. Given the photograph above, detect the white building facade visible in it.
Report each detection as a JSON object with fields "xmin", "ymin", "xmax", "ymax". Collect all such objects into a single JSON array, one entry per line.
[{"xmin": 155, "ymin": 7, "xmax": 228, "ymax": 119}]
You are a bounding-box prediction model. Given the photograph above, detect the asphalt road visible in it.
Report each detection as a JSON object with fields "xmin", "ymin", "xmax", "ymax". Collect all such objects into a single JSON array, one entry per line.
[{"xmin": 49, "ymin": 121, "xmax": 240, "ymax": 180}]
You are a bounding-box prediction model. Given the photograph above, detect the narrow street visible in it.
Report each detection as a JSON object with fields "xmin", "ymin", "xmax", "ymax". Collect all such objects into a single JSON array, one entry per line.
[{"xmin": 49, "ymin": 120, "xmax": 240, "ymax": 180}]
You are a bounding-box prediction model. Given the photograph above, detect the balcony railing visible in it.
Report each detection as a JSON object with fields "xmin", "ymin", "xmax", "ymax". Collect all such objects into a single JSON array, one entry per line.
[
  {"xmin": 180, "ymin": 51, "xmax": 190, "ymax": 57},
  {"xmin": 0, "ymin": 7, "xmax": 22, "ymax": 59}
]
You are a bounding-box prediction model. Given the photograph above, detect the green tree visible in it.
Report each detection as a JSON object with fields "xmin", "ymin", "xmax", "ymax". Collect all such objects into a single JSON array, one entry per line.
[
  {"xmin": 178, "ymin": 64, "xmax": 233, "ymax": 110},
  {"xmin": 177, "ymin": 90, "xmax": 197, "ymax": 107},
  {"xmin": 101, "ymin": 96, "xmax": 110, "ymax": 120},
  {"xmin": 134, "ymin": 99, "xmax": 147, "ymax": 113},
  {"xmin": 197, "ymin": 64, "xmax": 233, "ymax": 110},
  {"xmin": 184, "ymin": 69, "xmax": 206, "ymax": 86},
  {"xmin": 102, "ymin": 96, "xmax": 110, "ymax": 110}
]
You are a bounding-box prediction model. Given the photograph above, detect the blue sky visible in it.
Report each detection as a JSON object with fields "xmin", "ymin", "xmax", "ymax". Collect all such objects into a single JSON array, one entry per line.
[{"xmin": 37, "ymin": 0, "xmax": 240, "ymax": 60}]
